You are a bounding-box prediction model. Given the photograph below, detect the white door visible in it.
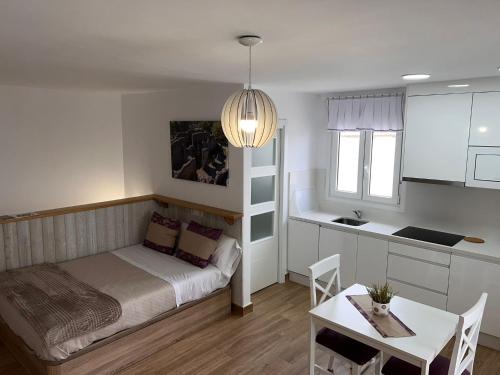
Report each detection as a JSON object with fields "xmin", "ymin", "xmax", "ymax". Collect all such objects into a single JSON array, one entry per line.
[{"xmin": 250, "ymin": 133, "xmax": 281, "ymax": 293}]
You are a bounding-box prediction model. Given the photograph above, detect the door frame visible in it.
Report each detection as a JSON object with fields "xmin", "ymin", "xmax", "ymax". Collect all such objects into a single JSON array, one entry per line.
[{"xmin": 277, "ymin": 119, "xmax": 288, "ymax": 283}]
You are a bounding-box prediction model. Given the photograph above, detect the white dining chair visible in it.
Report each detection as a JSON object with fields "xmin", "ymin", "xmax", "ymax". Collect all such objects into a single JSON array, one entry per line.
[
  {"xmin": 308, "ymin": 254, "xmax": 380, "ymax": 375},
  {"xmin": 382, "ymin": 293, "xmax": 488, "ymax": 375}
]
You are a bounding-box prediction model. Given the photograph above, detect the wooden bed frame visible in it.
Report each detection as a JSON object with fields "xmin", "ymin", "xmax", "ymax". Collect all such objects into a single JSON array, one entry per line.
[{"xmin": 0, "ymin": 286, "xmax": 231, "ymax": 375}]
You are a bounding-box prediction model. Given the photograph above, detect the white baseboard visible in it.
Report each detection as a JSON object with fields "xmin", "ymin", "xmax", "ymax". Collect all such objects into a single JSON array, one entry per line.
[
  {"xmin": 288, "ymin": 271, "xmax": 310, "ymax": 287},
  {"xmin": 479, "ymin": 332, "xmax": 500, "ymax": 351}
]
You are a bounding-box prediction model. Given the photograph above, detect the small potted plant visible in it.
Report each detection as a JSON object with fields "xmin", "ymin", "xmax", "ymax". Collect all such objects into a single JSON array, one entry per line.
[{"xmin": 367, "ymin": 283, "xmax": 396, "ymax": 317}]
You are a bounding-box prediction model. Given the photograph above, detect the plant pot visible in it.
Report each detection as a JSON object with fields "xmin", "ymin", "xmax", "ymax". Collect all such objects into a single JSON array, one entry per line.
[{"xmin": 372, "ymin": 301, "xmax": 390, "ymax": 317}]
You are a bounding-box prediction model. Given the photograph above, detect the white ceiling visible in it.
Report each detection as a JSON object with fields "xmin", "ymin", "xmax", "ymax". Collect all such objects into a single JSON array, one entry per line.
[{"xmin": 1, "ymin": 0, "xmax": 500, "ymax": 93}]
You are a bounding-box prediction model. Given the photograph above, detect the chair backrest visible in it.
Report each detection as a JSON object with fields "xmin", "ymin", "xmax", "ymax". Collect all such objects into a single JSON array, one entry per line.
[
  {"xmin": 307, "ymin": 254, "xmax": 341, "ymax": 308},
  {"xmin": 448, "ymin": 293, "xmax": 488, "ymax": 375}
]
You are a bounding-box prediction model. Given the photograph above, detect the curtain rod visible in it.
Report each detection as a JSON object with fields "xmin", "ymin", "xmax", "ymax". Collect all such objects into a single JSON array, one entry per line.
[{"xmin": 327, "ymin": 92, "xmax": 404, "ymax": 101}]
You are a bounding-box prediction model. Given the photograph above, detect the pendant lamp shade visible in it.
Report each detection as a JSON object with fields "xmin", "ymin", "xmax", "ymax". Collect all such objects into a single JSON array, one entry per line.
[
  {"xmin": 221, "ymin": 35, "xmax": 278, "ymax": 148},
  {"xmin": 221, "ymin": 88, "xmax": 277, "ymax": 148}
]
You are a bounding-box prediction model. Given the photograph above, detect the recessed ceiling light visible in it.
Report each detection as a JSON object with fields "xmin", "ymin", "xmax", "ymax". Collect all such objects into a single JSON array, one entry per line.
[
  {"xmin": 448, "ymin": 84, "xmax": 470, "ymax": 88},
  {"xmin": 402, "ymin": 74, "xmax": 431, "ymax": 81}
]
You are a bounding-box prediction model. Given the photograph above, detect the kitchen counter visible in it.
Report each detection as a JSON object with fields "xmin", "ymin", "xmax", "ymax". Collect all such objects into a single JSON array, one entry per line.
[{"xmin": 289, "ymin": 210, "xmax": 500, "ymax": 264}]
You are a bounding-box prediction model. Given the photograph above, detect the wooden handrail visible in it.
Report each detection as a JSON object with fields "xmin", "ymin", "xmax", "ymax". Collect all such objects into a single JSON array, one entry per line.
[
  {"xmin": 151, "ymin": 195, "xmax": 243, "ymax": 225},
  {"xmin": 0, "ymin": 194, "xmax": 243, "ymax": 225}
]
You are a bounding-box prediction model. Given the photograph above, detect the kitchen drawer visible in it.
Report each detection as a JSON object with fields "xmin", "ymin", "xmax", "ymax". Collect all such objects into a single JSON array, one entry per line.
[
  {"xmin": 387, "ymin": 254, "xmax": 450, "ymax": 294},
  {"xmin": 388, "ymin": 279, "xmax": 448, "ymax": 310},
  {"xmin": 389, "ymin": 242, "xmax": 450, "ymax": 266}
]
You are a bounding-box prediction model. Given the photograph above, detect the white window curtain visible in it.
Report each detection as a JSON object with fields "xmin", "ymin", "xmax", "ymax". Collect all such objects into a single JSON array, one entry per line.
[{"xmin": 328, "ymin": 93, "xmax": 405, "ymax": 131}]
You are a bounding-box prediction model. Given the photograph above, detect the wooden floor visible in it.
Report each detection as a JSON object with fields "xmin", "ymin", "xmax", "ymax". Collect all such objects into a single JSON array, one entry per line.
[{"xmin": 1, "ymin": 281, "xmax": 499, "ymax": 374}]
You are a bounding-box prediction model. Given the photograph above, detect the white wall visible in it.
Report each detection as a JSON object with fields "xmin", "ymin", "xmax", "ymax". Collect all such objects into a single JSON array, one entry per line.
[
  {"xmin": 0, "ymin": 85, "xmax": 124, "ymax": 215},
  {"xmin": 264, "ymin": 90, "xmax": 326, "ymax": 171},
  {"xmin": 121, "ymin": 83, "xmax": 249, "ymax": 307},
  {"xmin": 319, "ymin": 177, "xmax": 500, "ymax": 236},
  {"xmin": 121, "ymin": 84, "xmax": 244, "ymax": 212},
  {"xmin": 257, "ymin": 90, "xmax": 325, "ymax": 283}
]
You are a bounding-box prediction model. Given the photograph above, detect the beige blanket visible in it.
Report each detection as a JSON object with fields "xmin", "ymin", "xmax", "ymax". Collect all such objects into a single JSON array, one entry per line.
[
  {"xmin": 0, "ymin": 263, "xmax": 121, "ymax": 347},
  {"xmin": 0, "ymin": 252, "xmax": 177, "ymax": 361}
]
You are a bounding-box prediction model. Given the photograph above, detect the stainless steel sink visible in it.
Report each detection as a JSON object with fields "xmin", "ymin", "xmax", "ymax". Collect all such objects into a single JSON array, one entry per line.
[{"xmin": 332, "ymin": 217, "xmax": 369, "ymax": 226}]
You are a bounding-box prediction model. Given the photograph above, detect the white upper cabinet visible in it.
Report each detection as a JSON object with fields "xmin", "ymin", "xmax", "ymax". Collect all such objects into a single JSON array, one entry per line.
[
  {"xmin": 403, "ymin": 93, "xmax": 472, "ymax": 183},
  {"xmin": 470, "ymin": 92, "xmax": 500, "ymax": 146}
]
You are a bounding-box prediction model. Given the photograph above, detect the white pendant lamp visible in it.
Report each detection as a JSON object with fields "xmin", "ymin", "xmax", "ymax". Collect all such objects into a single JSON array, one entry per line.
[{"xmin": 221, "ymin": 35, "xmax": 278, "ymax": 148}]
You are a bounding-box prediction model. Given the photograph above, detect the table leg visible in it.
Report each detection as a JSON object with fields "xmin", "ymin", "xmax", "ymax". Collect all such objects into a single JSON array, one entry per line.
[
  {"xmin": 309, "ymin": 317, "xmax": 316, "ymax": 375},
  {"xmin": 375, "ymin": 351, "xmax": 383, "ymax": 374},
  {"xmin": 420, "ymin": 361, "xmax": 429, "ymax": 375}
]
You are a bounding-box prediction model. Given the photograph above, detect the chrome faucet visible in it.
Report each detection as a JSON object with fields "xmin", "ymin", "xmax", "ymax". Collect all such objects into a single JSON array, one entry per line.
[{"xmin": 353, "ymin": 209, "xmax": 362, "ymax": 219}]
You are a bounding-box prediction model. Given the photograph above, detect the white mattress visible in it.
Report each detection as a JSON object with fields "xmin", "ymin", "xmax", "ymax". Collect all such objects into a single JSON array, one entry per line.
[
  {"xmin": 113, "ymin": 244, "xmax": 230, "ymax": 306},
  {"xmin": 0, "ymin": 245, "xmax": 230, "ymax": 361}
]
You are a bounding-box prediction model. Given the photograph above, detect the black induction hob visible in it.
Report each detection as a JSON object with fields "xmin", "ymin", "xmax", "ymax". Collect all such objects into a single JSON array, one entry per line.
[{"xmin": 392, "ymin": 226, "xmax": 465, "ymax": 247}]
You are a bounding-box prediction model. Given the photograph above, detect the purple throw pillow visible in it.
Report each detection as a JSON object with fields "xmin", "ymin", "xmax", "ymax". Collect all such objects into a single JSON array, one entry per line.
[
  {"xmin": 143, "ymin": 212, "xmax": 181, "ymax": 255},
  {"xmin": 176, "ymin": 221, "xmax": 223, "ymax": 268}
]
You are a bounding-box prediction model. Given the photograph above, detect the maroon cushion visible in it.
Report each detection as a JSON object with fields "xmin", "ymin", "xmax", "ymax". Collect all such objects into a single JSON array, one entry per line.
[
  {"xmin": 382, "ymin": 354, "xmax": 471, "ymax": 375},
  {"xmin": 143, "ymin": 212, "xmax": 181, "ymax": 255},
  {"xmin": 176, "ymin": 221, "xmax": 223, "ymax": 268},
  {"xmin": 316, "ymin": 328, "xmax": 379, "ymax": 365}
]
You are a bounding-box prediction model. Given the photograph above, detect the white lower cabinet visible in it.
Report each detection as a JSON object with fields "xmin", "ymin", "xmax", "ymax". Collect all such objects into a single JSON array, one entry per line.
[
  {"xmin": 356, "ymin": 235, "xmax": 388, "ymax": 286},
  {"xmin": 287, "ymin": 219, "xmax": 319, "ymax": 276},
  {"xmin": 319, "ymin": 227, "xmax": 357, "ymax": 288},
  {"xmin": 448, "ymin": 255, "xmax": 500, "ymax": 338}
]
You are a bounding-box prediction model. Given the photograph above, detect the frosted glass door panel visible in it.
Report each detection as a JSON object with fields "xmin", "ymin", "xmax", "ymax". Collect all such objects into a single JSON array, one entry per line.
[
  {"xmin": 251, "ymin": 176, "xmax": 275, "ymax": 205},
  {"xmin": 250, "ymin": 211, "xmax": 274, "ymax": 242},
  {"xmin": 252, "ymin": 139, "xmax": 276, "ymax": 167}
]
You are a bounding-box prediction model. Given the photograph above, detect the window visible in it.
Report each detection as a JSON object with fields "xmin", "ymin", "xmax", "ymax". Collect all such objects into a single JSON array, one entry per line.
[
  {"xmin": 330, "ymin": 130, "xmax": 402, "ymax": 205},
  {"xmin": 336, "ymin": 131, "xmax": 361, "ymax": 193}
]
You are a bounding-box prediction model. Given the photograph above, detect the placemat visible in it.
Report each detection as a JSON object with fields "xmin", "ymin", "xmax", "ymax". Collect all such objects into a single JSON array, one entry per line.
[{"xmin": 346, "ymin": 294, "xmax": 416, "ymax": 338}]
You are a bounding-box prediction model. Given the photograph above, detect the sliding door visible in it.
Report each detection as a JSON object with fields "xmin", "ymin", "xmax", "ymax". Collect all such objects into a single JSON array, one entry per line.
[{"xmin": 250, "ymin": 132, "xmax": 281, "ymax": 293}]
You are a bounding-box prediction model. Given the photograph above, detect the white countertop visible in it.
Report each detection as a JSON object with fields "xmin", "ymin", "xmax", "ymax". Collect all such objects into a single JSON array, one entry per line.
[{"xmin": 290, "ymin": 210, "xmax": 500, "ymax": 264}]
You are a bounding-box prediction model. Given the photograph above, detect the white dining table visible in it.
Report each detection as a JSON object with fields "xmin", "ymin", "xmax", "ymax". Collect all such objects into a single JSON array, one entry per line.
[{"xmin": 309, "ymin": 284, "xmax": 459, "ymax": 375}]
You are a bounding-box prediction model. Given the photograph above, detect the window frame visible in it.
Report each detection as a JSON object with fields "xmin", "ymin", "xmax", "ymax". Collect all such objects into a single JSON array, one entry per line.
[
  {"xmin": 329, "ymin": 130, "xmax": 365, "ymax": 200},
  {"xmin": 329, "ymin": 130, "xmax": 403, "ymax": 206}
]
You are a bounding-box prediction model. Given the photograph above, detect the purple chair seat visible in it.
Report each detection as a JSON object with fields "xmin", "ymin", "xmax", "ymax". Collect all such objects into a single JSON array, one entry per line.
[
  {"xmin": 382, "ymin": 355, "xmax": 471, "ymax": 375},
  {"xmin": 316, "ymin": 328, "xmax": 379, "ymax": 366}
]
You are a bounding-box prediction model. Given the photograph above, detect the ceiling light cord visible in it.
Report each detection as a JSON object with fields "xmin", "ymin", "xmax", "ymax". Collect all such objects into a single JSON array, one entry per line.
[{"xmin": 248, "ymin": 46, "xmax": 252, "ymax": 89}]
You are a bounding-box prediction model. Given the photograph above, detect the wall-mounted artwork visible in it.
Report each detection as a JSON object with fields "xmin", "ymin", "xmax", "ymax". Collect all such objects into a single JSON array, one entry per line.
[{"xmin": 170, "ymin": 121, "xmax": 229, "ymax": 186}]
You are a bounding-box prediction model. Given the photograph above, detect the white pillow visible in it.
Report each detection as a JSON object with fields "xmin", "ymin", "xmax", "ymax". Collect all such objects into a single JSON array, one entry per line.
[{"xmin": 211, "ymin": 234, "xmax": 242, "ymax": 278}]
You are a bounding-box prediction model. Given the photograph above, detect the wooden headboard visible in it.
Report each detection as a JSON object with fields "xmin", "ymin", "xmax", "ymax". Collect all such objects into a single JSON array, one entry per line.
[{"xmin": 0, "ymin": 195, "xmax": 243, "ymax": 271}]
